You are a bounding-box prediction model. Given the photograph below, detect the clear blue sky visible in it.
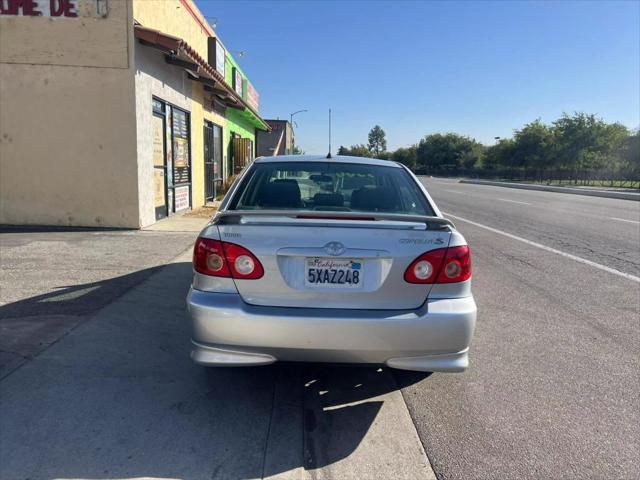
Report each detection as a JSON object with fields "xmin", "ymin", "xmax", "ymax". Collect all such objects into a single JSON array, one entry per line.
[{"xmin": 196, "ymin": 0, "xmax": 640, "ymax": 153}]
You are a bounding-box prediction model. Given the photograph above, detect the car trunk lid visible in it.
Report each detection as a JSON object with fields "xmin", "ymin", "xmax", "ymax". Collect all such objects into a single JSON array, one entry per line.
[{"xmin": 214, "ymin": 212, "xmax": 452, "ymax": 309}]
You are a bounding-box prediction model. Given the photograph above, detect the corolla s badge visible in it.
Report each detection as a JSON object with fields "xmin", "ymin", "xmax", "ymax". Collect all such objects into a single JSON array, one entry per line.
[
  {"xmin": 399, "ymin": 237, "xmax": 445, "ymax": 245},
  {"xmin": 324, "ymin": 241, "xmax": 346, "ymax": 256}
]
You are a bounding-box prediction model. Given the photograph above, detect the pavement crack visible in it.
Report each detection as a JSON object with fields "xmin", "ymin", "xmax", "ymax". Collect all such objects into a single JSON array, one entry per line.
[
  {"xmin": 0, "ymin": 348, "xmax": 31, "ymax": 360},
  {"xmin": 259, "ymin": 369, "xmax": 278, "ymax": 480}
]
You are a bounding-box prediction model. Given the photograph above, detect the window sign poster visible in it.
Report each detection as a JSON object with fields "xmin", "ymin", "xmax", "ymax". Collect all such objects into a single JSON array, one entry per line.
[
  {"xmin": 172, "ymin": 109, "xmax": 188, "ymax": 138},
  {"xmin": 152, "ymin": 116, "xmax": 164, "ymax": 166},
  {"xmin": 233, "ymin": 67, "xmax": 243, "ymax": 97},
  {"xmin": 174, "ymin": 137, "xmax": 189, "ymax": 168},
  {"xmin": 166, "ymin": 105, "xmax": 173, "ymax": 186},
  {"xmin": 174, "ymin": 186, "xmax": 190, "ymax": 211},
  {"xmin": 171, "ymin": 108, "xmax": 190, "ymax": 185},
  {"xmin": 215, "ymin": 40, "xmax": 225, "ymax": 77},
  {"xmin": 154, "ymin": 170, "xmax": 165, "ymax": 207}
]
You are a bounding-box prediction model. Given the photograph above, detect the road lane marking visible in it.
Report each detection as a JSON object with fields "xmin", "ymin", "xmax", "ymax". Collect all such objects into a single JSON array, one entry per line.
[
  {"xmin": 444, "ymin": 212, "xmax": 640, "ymax": 283},
  {"xmin": 611, "ymin": 217, "xmax": 640, "ymax": 225},
  {"xmin": 497, "ymin": 198, "xmax": 531, "ymax": 205}
]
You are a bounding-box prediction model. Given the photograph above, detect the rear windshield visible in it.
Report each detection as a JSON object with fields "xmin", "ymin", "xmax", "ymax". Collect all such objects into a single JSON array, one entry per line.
[{"xmin": 228, "ymin": 162, "xmax": 434, "ymax": 215}]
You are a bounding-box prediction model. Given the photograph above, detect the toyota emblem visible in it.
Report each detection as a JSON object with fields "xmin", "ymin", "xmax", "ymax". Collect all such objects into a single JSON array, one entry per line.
[{"xmin": 324, "ymin": 241, "xmax": 346, "ymax": 256}]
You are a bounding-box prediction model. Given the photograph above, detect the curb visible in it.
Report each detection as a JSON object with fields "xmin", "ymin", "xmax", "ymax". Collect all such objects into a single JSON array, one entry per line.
[{"xmin": 459, "ymin": 179, "xmax": 640, "ymax": 201}]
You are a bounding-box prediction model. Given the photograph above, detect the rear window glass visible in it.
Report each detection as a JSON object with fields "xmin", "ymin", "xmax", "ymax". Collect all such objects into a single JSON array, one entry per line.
[{"xmin": 228, "ymin": 162, "xmax": 434, "ymax": 215}]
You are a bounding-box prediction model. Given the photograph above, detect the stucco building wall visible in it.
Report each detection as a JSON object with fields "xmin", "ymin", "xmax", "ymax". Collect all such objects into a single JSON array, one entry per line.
[
  {"xmin": 133, "ymin": 0, "xmax": 211, "ymax": 59},
  {"xmin": 191, "ymin": 82, "xmax": 228, "ymax": 205},
  {"xmin": 134, "ymin": 43, "xmax": 193, "ymax": 227},
  {"xmin": 0, "ymin": 0, "xmax": 138, "ymax": 228},
  {"xmin": 133, "ymin": 0, "xmax": 227, "ymax": 208},
  {"xmin": 0, "ymin": 0, "xmax": 266, "ymax": 227}
]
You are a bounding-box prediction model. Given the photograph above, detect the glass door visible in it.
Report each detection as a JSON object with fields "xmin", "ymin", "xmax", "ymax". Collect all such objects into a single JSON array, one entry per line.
[
  {"xmin": 204, "ymin": 122, "xmax": 223, "ymax": 202},
  {"xmin": 152, "ymin": 110, "xmax": 167, "ymax": 220}
]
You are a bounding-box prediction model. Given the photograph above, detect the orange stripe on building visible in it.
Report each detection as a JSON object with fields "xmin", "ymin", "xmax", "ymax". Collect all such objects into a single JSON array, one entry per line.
[{"xmin": 179, "ymin": 0, "xmax": 214, "ymax": 37}]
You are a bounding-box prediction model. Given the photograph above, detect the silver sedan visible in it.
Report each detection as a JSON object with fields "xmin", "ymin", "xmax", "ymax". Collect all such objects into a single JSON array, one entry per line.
[{"xmin": 187, "ymin": 155, "xmax": 477, "ymax": 372}]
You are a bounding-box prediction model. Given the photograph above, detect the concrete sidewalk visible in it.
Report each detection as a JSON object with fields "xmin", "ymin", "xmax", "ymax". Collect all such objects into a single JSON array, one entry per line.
[
  {"xmin": 143, "ymin": 211, "xmax": 213, "ymax": 232},
  {"xmin": 0, "ymin": 224, "xmax": 205, "ymax": 379},
  {"xmin": 0, "ymin": 249, "xmax": 435, "ymax": 480}
]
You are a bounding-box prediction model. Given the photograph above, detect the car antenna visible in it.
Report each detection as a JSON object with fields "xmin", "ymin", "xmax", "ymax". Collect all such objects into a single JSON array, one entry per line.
[{"xmin": 326, "ymin": 108, "xmax": 332, "ymax": 159}]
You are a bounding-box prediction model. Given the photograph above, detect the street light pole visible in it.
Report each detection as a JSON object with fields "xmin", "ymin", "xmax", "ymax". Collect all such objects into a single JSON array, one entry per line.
[{"xmin": 289, "ymin": 109, "xmax": 308, "ymax": 154}]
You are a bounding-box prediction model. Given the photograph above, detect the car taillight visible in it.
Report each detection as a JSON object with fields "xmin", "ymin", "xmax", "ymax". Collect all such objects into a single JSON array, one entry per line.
[
  {"xmin": 222, "ymin": 241, "xmax": 264, "ymax": 279},
  {"xmin": 193, "ymin": 237, "xmax": 264, "ymax": 280},
  {"xmin": 437, "ymin": 245, "xmax": 472, "ymax": 283},
  {"xmin": 404, "ymin": 245, "xmax": 471, "ymax": 284},
  {"xmin": 193, "ymin": 238, "xmax": 230, "ymax": 277},
  {"xmin": 404, "ymin": 248, "xmax": 446, "ymax": 283}
]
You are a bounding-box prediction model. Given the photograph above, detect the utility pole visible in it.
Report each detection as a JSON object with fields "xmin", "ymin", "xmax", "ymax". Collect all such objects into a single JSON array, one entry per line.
[
  {"xmin": 289, "ymin": 109, "xmax": 308, "ymax": 154},
  {"xmin": 327, "ymin": 108, "xmax": 332, "ymax": 159}
]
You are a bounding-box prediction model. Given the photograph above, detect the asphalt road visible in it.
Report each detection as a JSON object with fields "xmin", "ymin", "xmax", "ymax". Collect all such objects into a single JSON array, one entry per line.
[
  {"xmin": 396, "ymin": 178, "xmax": 640, "ymax": 479},
  {"xmin": 427, "ymin": 178, "xmax": 640, "ymax": 276}
]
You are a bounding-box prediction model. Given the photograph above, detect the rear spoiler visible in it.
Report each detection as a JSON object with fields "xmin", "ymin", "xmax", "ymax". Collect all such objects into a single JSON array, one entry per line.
[{"xmin": 213, "ymin": 210, "xmax": 455, "ymax": 231}]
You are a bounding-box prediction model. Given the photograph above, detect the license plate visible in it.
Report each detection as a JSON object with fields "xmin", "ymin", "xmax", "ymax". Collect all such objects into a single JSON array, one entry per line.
[{"xmin": 305, "ymin": 258, "xmax": 363, "ymax": 288}]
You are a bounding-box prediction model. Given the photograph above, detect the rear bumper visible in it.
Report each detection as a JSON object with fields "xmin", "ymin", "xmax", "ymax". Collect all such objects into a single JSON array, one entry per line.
[{"xmin": 187, "ymin": 288, "xmax": 477, "ymax": 372}]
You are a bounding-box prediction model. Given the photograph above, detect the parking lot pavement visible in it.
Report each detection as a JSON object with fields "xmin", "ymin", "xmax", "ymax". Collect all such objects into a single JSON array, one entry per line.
[
  {"xmin": 0, "ymin": 250, "xmax": 434, "ymax": 480},
  {"xmin": 0, "ymin": 223, "xmax": 203, "ymax": 378}
]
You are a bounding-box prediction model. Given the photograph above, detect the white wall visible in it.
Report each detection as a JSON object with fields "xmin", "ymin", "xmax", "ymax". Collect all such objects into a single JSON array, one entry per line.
[{"xmin": 134, "ymin": 43, "xmax": 193, "ymax": 227}]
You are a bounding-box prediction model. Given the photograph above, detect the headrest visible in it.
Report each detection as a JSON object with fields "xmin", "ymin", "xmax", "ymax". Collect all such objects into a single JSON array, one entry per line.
[
  {"xmin": 257, "ymin": 179, "xmax": 302, "ymax": 208},
  {"xmin": 313, "ymin": 193, "xmax": 344, "ymax": 207},
  {"xmin": 351, "ymin": 186, "xmax": 400, "ymax": 211}
]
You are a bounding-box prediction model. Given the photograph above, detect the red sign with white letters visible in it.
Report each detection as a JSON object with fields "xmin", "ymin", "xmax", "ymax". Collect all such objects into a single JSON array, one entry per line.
[{"xmin": 246, "ymin": 81, "xmax": 259, "ymax": 111}]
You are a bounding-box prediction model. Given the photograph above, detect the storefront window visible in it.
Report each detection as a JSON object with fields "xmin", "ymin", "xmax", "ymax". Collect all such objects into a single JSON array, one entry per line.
[
  {"xmin": 152, "ymin": 97, "xmax": 191, "ymax": 215},
  {"xmin": 171, "ymin": 108, "xmax": 191, "ymax": 212},
  {"xmin": 172, "ymin": 109, "xmax": 190, "ymax": 185},
  {"xmin": 152, "ymin": 99, "xmax": 164, "ymax": 115}
]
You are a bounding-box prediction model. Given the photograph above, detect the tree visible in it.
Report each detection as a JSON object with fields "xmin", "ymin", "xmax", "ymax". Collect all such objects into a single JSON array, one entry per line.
[
  {"xmin": 416, "ymin": 133, "xmax": 483, "ymax": 172},
  {"xmin": 367, "ymin": 125, "xmax": 387, "ymax": 158},
  {"xmin": 340, "ymin": 113, "xmax": 637, "ymax": 183},
  {"xmin": 347, "ymin": 144, "xmax": 371, "ymax": 157},
  {"xmin": 552, "ymin": 113, "xmax": 629, "ymax": 181},
  {"xmin": 482, "ymin": 139, "xmax": 516, "ymax": 172},
  {"xmin": 337, "ymin": 144, "xmax": 370, "ymax": 157},
  {"xmin": 391, "ymin": 146, "xmax": 418, "ymax": 169},
  {"xmin": 512, "ymin": 120, "xmax": 555, "ymax": 173},
  {"xmin": 615, "ymin": 130, "xmax": 640, "ymax": 178},
  {"xmin": 292, "ymin": 145, "xmax": 305, "ymax": 155}
]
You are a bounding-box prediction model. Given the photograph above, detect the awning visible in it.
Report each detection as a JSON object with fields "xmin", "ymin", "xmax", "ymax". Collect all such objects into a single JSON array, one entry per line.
[{"xmin": 134, "ymin": 24, "xmax": 270, "ymax": 132}]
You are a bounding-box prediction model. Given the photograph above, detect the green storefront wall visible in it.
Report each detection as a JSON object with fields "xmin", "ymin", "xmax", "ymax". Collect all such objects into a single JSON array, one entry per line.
[
  {"xmin": 224, "ymin": 108, "xmax": 255, "ymax": 176},
  {"xmin": 223, "ymin": 53, "xmax": 268, "ymax": 178}
]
